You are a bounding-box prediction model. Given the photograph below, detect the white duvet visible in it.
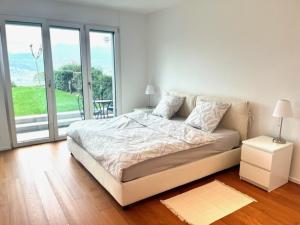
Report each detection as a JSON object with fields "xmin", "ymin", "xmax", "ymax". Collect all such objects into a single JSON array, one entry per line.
[{"xmin": 67, "ymin": 112, "xmax": 216, "ymax": 181}]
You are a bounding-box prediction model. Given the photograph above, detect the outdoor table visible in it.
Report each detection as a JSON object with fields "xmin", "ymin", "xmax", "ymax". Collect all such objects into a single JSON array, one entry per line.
[{"xmin": 94, "ymin": 99, "xmax": 113, "ymax": 118}]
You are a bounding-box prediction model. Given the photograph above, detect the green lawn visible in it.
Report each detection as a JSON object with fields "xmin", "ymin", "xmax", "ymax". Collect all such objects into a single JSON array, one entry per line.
[{"xmin": 12, "ymin": 86, "xmax": 79, "ymax": 116}]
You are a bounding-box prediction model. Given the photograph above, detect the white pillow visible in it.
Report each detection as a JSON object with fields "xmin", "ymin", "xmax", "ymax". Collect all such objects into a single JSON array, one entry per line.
[
  {"xmin": 185, "ymin": 100, "xmax": 230, "ymax": 132},
  {"xmin": 152, "ymin": 95, "xmax": 185, "ymax": 119}
]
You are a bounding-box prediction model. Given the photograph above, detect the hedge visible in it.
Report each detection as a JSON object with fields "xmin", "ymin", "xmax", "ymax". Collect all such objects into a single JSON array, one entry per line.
[{"xmin": 54, "ymin": 64, "xmax": 112, "ymax": 100}]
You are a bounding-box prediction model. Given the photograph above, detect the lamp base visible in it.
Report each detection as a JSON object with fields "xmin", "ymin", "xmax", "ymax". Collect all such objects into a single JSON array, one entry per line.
[{"xmin": 273, "ymin": 137, "xmax": 286, "ymax": 144}]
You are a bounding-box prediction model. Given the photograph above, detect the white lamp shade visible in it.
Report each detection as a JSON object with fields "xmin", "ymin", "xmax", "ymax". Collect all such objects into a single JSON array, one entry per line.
[
  {"xmin": 272, "ymin": 99, "xmax": 293, "ymax": 118},
  {"xmin": 145, "ymin": 85, "xmax": 155, "ymax": 95}
]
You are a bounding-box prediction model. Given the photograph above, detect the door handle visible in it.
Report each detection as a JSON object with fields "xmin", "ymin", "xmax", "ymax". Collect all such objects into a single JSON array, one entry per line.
[
  {"xmin": 48, "ymin": 80, "xmax": 51, "ymax": 88},
  {"xmin": 88, "ymin": 81, "xmax": 92, "ymax": 89}
]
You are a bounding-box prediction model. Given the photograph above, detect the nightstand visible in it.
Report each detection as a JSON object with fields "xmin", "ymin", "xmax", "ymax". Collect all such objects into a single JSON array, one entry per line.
[
  {"xmin": 240, "ymin": 136, "xmax": 293, "ymax": 192},
  {"xmin": 133, "ymin": 107, "xmax": 154, "ymax": 114}
]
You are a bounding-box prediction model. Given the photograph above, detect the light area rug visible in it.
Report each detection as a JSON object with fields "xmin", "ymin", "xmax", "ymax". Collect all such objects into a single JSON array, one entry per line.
[{"xmin": 161, "ymin": 180, "xmax": 256, "ymax": 225}]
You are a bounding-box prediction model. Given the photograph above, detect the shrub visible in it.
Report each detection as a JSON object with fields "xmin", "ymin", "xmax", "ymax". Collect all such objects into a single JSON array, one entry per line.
[
  {"xmin": 90, "ymin": 67, "xmax": 112, "ymax": 100},
  {"xmin": 98, "ymin": 75, "xmax": 112, "ymax": 100},
  {"xmin": 54, "ymin": 70, "xmax": 73, "ymax": 92},
  {"xmin": 72, "ymin": 72, "xmax": 83, "ymax": 94},
  {"xmin": 54, "ymin": 63, "xmax": 112, "ymax": 100}
]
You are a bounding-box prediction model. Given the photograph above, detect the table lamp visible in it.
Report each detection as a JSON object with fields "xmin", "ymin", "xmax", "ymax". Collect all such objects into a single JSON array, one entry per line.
[
  {"xmin": 272, "ymin": 99, "xmax": 293, "ymax": 144},
  {"xmin": 145, "ymin": 85, "xmax": 155, "ymax": 108}
]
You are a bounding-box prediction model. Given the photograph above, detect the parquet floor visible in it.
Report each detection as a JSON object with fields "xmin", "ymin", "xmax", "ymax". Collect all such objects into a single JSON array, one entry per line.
[{"xmin": 0, "ymin": 141, "xmax": 299, "ymax": 225}]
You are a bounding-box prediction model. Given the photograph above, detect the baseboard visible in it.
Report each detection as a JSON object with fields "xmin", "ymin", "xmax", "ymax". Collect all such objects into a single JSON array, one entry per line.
[
  {"xmin": 289, "ymin": 176, "xmax": 300, "ymax": 185},
  {"xmin": 0, "ymin": 146, "xmax": 11, "ymax": 151}
]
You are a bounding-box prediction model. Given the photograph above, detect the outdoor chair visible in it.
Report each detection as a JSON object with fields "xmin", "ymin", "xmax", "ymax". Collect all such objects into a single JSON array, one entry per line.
[
  {"xmin": 77, "ymin": 95, "xmax": 103, "ymax": 120},
  {"xmin": 106, "ymin": 102, "xmax": 114, "ymax": 118}
]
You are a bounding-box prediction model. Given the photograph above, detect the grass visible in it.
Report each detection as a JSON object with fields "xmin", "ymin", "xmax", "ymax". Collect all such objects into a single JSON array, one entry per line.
[{"xmin": 12, "ymin": 86, "xmax": 79, "ymax": 116}]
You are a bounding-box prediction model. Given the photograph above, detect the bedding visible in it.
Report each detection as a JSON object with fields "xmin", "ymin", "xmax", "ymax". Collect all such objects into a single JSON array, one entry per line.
[
  {"xmin": 195, "ymin": 95, "xmax": 250, "ymax": 140},
  {"xmin": 122, "ymin": 128, "xmax": 240, "ymax": 182},
  {"xmin": 152, "ymin": 95, "xmax": 185, "ymax": 118},
  {"xmin": 167, "ymin": 91, "xmax": 197, "ymax": 118},
  {"xmin": 185, "ymin": 100, "xmax": 230, "ymax": 132},
  {"xmin": 67, "ymin": 112, "xmax": 215, "ymax": 181}
]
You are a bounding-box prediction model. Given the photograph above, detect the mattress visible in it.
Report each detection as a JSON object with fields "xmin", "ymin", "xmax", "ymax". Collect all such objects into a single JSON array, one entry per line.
[{"xmin": 122, "ymin": 127, "xmax": 240, "ymax": 182}]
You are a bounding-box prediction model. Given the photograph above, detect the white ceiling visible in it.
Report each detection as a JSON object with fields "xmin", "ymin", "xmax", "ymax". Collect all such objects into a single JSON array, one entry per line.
[{"xmin": 53, "ymin": 0, "xmax": 183, "ymax": 14}]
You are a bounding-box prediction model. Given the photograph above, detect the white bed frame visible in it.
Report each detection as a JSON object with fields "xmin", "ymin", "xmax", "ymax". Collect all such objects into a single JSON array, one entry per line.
[
  {"xmin": 68, "ymin": 138, "xmax": 241, "ymax": 206},
  {"xmin": 67, "ymin": 93, "xmax": 250, "ymax": 206}
]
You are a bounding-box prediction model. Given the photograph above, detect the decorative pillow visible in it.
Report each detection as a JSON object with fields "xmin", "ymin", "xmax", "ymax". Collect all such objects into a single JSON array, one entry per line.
[
  {"xmin": 185, "ymin": 100, "xmax": 230, "ymax": 132},
  {"xmin": 167, "ymin": 91, "xmax": 197, "ymax": 118},
  {"xmin": 152, "ymin": 95, "xmax": 185, "ymax": 119}
]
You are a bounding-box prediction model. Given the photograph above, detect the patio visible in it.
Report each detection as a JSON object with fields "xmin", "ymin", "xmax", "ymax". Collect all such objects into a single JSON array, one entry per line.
[{"xmin": 15, "ymin": 110, "xmax": 113, "ymax": 142}]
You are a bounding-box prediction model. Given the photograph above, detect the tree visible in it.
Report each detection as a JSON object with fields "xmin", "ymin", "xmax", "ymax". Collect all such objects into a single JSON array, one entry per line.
[{"xmin": 29, "ymin": 44, "xmax": 43, "ymax": 86}]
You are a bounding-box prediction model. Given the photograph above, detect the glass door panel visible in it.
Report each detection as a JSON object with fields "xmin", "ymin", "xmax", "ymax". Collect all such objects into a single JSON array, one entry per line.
[
  {"xmin": 49, "ymin": 27, "xmax": 84, "ymax": 136},
  {"xmin": 5, "ymin": 22, "xmax": 50, "ymax": 143},
  {"xmin": 88, "ymin": 31, "xmax": 115, "ymax": 119}
]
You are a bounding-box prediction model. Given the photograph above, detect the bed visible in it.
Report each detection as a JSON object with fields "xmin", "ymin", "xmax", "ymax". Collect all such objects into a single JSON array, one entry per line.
[{"xmin": 67, "ymin": 92, "xmax": 250, "ymax": 206}]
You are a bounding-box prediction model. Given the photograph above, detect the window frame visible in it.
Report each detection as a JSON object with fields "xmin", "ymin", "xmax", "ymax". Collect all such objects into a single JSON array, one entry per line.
[{"xmin": 0, "ymin": 15, "xmax": 121, "ymax": 147}]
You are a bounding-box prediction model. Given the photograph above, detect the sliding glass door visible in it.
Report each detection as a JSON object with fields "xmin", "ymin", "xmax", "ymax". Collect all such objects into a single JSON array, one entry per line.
[
  {"xmin": 5, "ymin": 22, "xmax": 50, "ymax": 144},
  {"xmin": 49, "ymin": 26, "xmax": 85, "ymax": 137},
  {"xmin": 87, "ymin": 29, "xmax": 116, "ymax": 119},
  {"xmin": 0, "ymin": 18, "xmax": 119, "ymax": 147}
]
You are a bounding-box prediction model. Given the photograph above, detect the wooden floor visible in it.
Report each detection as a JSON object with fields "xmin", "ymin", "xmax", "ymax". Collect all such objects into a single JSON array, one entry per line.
[{"xmin": 0, "ymin": 141, "xmax": 300, "ymax": 225}]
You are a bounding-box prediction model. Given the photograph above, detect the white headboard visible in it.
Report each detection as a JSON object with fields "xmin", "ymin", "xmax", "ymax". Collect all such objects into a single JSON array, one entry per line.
[{"xmin": 168, "ymin": 91, "xmax": 250, "ymax": 141}]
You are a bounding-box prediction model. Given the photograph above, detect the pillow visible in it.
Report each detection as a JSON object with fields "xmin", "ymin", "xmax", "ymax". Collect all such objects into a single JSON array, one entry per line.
[
  {"xmin": 167, "ymin": 91, "xmax": 197, "ymax": 118},
  {"xmin": 152, "ymin": 95, "xmax": 185, "ymax": 119},
  {"xmin": 185, "ymin": 100, "xmax": 230, "ymax": 132}
]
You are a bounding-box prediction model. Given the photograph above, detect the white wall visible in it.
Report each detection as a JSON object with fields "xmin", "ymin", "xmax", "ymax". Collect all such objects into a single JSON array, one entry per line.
[
  {"xmin": 0, "ymin": 0, "xmax": 148, "ymax": 149},
  {"xmin": 147, "ymin": 0, "xmax": 300, "ymax": 183},
  {"xmin": 119, "ymin": 13, "xmax": 148, "ymax": 113}
]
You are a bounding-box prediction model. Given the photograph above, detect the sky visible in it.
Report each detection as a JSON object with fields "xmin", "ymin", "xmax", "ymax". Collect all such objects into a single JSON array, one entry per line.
[{"xmin": 5, "ymin": 23, "xmax": 113, "ymax": 54}]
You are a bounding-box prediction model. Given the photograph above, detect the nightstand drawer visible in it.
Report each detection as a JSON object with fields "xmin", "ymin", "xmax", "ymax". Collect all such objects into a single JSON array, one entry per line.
[
  {"xmin": 241, "ymin": 145, "xmax": 272, "ymax": 170},
  {"xmin": 240, "ymin": 161, "xmax": 270, "ymax": 188}
]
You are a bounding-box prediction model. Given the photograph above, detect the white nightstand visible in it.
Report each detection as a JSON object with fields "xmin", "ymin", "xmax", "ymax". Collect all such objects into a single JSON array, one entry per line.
[
  {"xmin": 133, "ymin": 107, "xmax": 154, "ymax": 114},
  {"xmin": 240, "ymin": 136, "xmax": 293, "ymax": 192}
]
